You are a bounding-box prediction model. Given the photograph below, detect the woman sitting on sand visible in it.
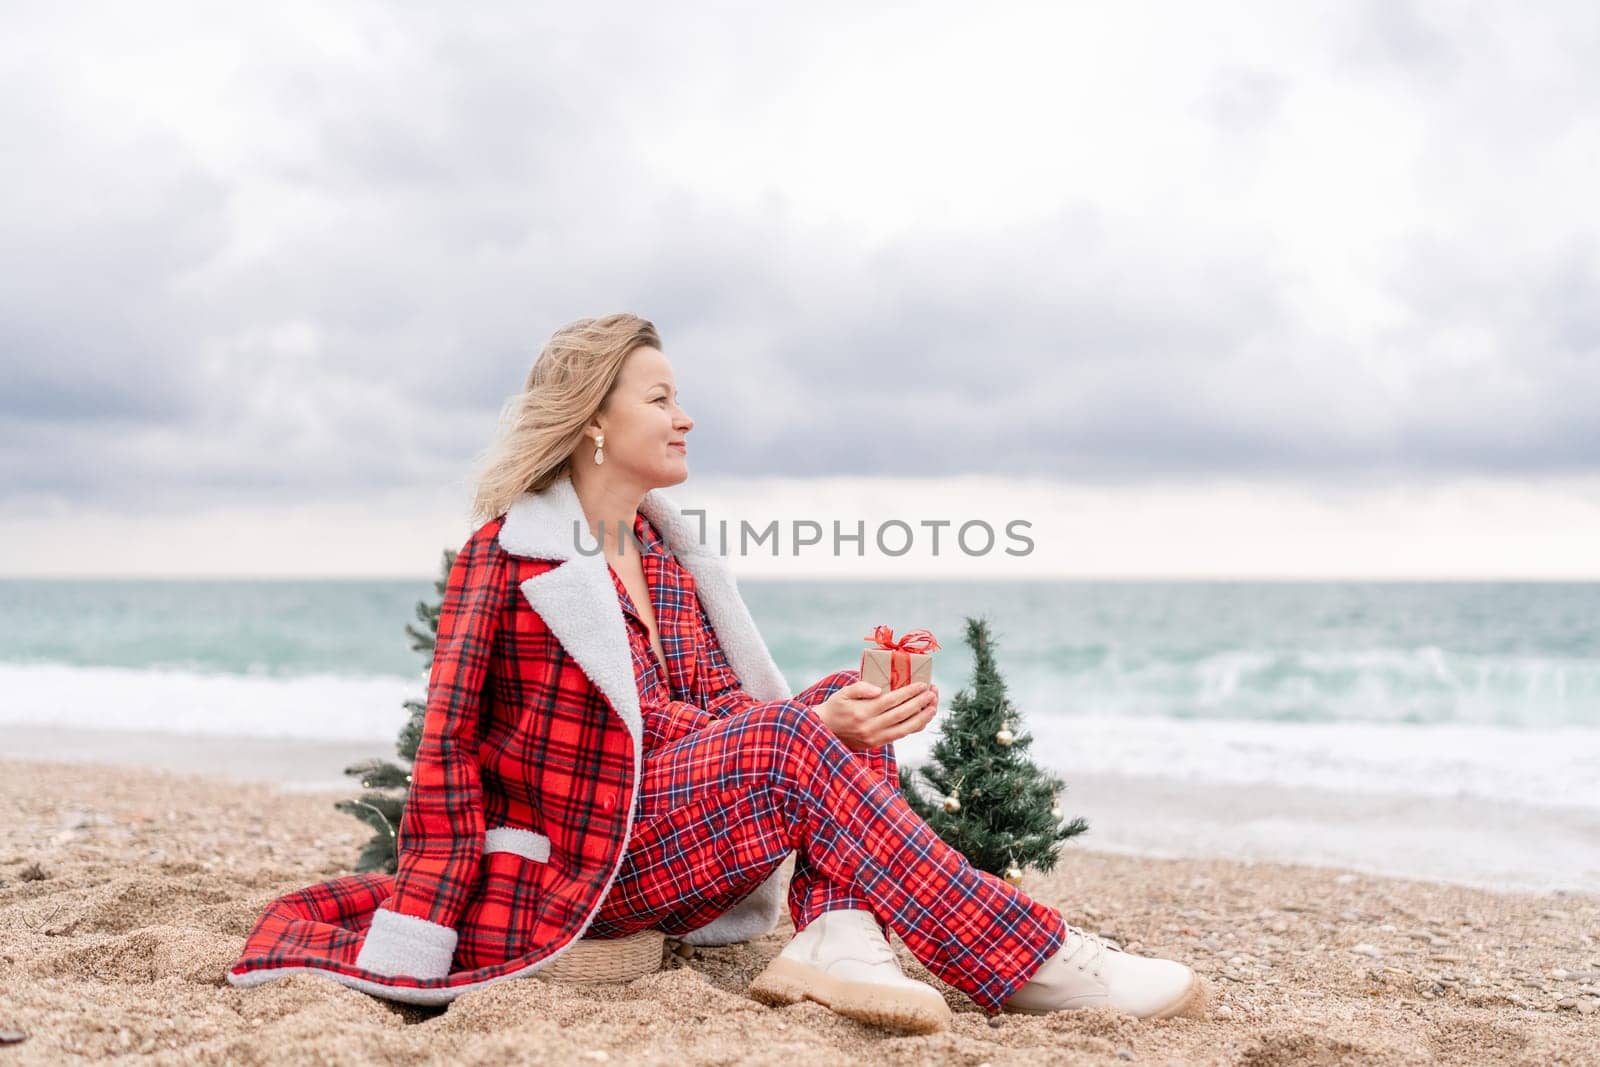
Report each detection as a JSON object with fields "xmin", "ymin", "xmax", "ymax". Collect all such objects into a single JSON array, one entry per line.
[{"xmin": 227, "ymin": 312, "xmax": 1206, "ymax": 1034}]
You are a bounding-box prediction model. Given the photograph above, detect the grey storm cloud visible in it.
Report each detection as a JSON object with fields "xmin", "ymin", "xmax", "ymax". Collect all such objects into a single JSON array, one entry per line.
[{"xmin": 3, "ymin": 0, "xmax": 1599, "ymax": 519}]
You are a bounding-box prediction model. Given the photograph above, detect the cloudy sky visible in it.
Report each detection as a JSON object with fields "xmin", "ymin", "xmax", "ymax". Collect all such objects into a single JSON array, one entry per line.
[{"xmin": 5, "ymin": 1, "xmax": 1599, "ymax": 578}]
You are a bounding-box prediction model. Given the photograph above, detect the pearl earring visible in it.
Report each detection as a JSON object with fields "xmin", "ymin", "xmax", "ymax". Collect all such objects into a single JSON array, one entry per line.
[{"xmin": 593, "ymin": 433, "xmax": 605, "ymax": 466}]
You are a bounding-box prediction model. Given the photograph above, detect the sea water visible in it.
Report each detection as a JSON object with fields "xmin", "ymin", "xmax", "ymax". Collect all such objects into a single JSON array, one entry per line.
[{"xmin": 3, "ymin": 577, "xmax": 1597, "ymax": 888}]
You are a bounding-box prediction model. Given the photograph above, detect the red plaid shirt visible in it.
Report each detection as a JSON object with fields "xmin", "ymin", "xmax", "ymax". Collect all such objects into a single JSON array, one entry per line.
[{"xmin": 609, "ymin": 511, "xmax": 760, "ymax": 754}]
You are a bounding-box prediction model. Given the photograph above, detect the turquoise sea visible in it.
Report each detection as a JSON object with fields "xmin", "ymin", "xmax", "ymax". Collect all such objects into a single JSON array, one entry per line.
[{"xmin": 2, "ymin": 577, "xmax": 1597, "ymax": 815}]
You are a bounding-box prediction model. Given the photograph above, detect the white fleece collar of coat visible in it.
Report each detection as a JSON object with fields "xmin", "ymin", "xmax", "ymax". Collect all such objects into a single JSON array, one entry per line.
[{"xmin": 495, "ymin": 470, "xmax": 792, "ymax": 750}]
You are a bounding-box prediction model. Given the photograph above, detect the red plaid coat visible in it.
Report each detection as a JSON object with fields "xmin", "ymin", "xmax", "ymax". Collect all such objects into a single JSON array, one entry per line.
[{"xmin": 227, "ymin": 472, "xmax": 797, "ymax": 1004}]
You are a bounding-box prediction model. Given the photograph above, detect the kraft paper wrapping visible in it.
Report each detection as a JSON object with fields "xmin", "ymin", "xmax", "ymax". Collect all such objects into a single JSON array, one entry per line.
[{"xmin": 859, "ymin": 647, "xmax": 934, "ymax": 690}]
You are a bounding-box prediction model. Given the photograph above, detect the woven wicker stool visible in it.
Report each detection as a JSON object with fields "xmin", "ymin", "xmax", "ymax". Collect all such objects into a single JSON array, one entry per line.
[{"xmin": 536, "ymin": 928, "xmax": 667, "ymax": 984}]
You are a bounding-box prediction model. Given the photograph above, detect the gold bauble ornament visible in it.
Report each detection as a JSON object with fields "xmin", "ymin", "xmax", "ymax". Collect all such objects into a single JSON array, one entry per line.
[
  {"xmin": 1050, "ymin": 804, "xmax": 1063, "ymax": 819},
  {"xmin": 1003, "ymin": 864, "xmax": 1024, "ymax": 885},
  {"xmin": 942, "ymin": 794, "xmax": 961, "ymax": 813},
  {"xmin": 996, "ymin": 727, "xmax": 1015, "ymax": 746}
]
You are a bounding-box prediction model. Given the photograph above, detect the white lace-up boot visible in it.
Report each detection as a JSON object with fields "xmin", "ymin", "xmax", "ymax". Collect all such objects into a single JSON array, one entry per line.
[
  {"xmin": 747, "ymin": 908, "xmax": 952, "ymax": 1034},
  {"xmin": 1002, "ymin": 923, "xmax": 1209, "ymax": 1020}
]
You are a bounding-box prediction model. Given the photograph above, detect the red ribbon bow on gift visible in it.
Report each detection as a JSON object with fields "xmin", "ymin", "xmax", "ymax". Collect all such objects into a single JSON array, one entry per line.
[
  {"xmin": 862, "ymin": 625, "xmax": 940, "ymax": 689},
  {"xmin": 863, "ymin": 625, "xmax": 942, "ymax": 653}
]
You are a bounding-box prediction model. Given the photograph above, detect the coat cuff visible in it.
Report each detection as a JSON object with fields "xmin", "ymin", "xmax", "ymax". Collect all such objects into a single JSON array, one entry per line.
[{"xmin": 354, "ymin": 906, "xmax": 458, "ymax": 979}]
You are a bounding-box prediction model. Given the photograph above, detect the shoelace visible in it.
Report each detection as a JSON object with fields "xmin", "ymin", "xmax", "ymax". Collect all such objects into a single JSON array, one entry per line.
[
  {"xmin": 1055, "ymin": 923, "xmax": 1122, "ymax": 975},
  {"xmin": 820, "ymin": 914, "xmax": 897, "ymax": 965}
]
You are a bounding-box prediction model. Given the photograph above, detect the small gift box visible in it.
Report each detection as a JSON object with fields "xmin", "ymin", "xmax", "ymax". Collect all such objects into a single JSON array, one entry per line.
[{"xmin": 859, "ymin": 624, "xmax": 941, "ymax": 690}]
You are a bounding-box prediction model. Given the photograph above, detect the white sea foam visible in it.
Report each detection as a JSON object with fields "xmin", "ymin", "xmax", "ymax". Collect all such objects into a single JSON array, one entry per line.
[
  {"xmin": 6, "ymin": 661, "xmax": 1597, "ymax": 814},
  {"xmin": 895, "ymin": 711, "xmax": 1600, "ymax": 814},
  {"xmin": 0, "ymin": 662, "xmax": 417, "ymax": 743}
]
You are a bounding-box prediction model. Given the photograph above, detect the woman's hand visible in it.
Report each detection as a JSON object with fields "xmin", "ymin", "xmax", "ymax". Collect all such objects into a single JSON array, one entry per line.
[{"xmin": 813, "ymin": 680, "xmax": 939, "ymax": 751}]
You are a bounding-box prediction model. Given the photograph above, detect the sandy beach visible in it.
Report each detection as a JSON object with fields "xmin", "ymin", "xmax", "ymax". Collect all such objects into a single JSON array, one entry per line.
[{"xmin": 3, "ymin": 756, "xmax": 1597, "ymax": 1066}]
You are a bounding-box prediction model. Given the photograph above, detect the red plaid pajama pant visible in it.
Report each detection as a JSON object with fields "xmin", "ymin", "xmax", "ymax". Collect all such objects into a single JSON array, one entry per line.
[{"xmin": 588, "ymin": 669, "xmax": 1068, "ymax": 1013}]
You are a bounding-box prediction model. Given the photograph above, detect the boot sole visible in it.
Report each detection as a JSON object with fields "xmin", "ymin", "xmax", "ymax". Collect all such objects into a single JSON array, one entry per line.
[
  {"xmin": 747, "ymin": 956, "xmax": 953, "ymax": 1035},
  {"xmin": 1000, "ymin": 967, "xmax": 1212, "ymax": 1021}
]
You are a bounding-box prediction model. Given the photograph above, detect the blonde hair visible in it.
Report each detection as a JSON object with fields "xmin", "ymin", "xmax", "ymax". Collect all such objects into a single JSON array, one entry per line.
[{"xmin": 470, "ymin": 313, "xmax": 662, "ymax": 522}]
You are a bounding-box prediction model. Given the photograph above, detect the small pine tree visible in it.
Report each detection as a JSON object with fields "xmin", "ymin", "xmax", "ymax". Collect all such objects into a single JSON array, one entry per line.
[
  {"xmin": 901, "ymin": 615, "xmax": 1088, "ymax": 880},
  {"xmin": 335, "ymin": 548, "xmax": 457, "ymax": 874}
]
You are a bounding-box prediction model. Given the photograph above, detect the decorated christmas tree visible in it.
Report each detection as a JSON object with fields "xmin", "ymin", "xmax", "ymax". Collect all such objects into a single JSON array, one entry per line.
[
  {"xmin": 335, "ymin": 548, "xmax": 455, "ymax": 874},
  {"xmin": 901, "ymin": 616, "xmax": 1088, "ymax": 884}
]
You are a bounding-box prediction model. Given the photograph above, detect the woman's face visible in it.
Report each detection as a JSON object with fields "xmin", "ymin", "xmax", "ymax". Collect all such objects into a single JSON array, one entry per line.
[{"xmin": 591, "ymin": 346, "xmax": 694, "ymax": 488}]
